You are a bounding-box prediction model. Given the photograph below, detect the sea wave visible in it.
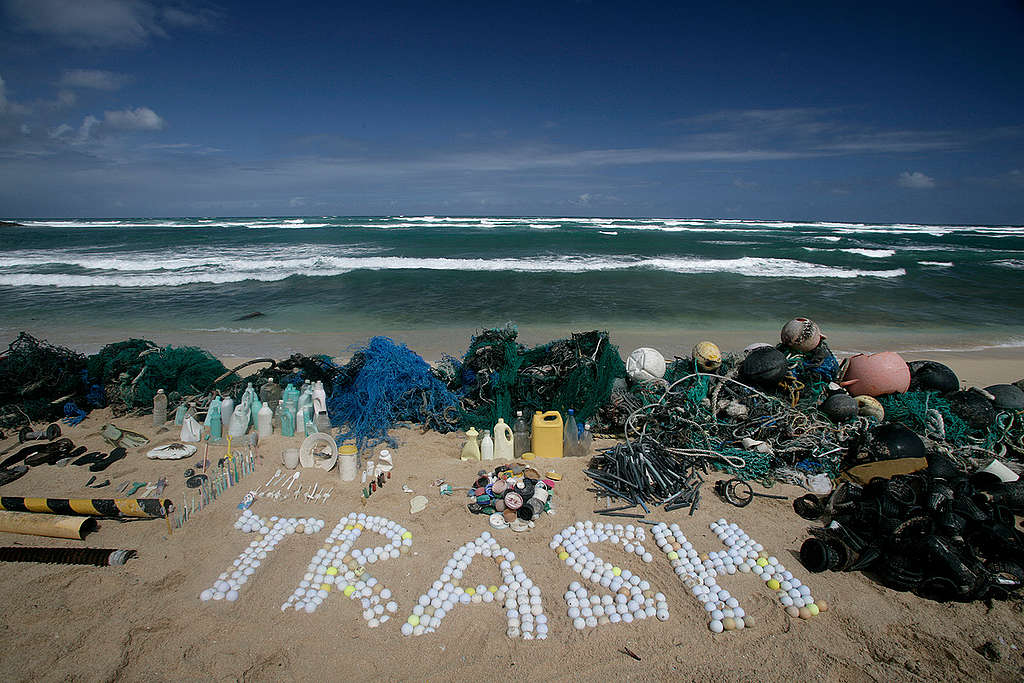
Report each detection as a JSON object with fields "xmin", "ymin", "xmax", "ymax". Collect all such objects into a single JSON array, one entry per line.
[
  {"xmin": 918, "ymin": 261, "xmax": 953, "ymax": 267},
  {"xmin": 0, "ymin": 254, "xmax": 906, "ymax": 287},
  {"xmin": 993, "ymin": 259, "xmax": 1024, "ymax": 270},
  {"xmin": 840, "ymin": 249, "xmax": 895, "ymax": 258}
]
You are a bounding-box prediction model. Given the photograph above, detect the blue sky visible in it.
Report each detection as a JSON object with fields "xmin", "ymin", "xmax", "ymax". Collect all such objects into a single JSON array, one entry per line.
[{"xmin": 1, "ymin": 0, "xmax": 1022, "ymax": 222}]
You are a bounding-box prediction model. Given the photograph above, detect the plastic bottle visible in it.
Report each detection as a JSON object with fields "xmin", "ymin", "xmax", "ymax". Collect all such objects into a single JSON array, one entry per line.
[
  {"xmin": 281, "ymin": 404, "xmax": 296, "ymax": 437},
  {"xmin": 257, "ymin": 402, "xmax": 273, "ymax": 438},
  {"xmin": 461, "ymin": 427, "xmax": 481, "ymax": 461},
  {"xmin": 259, "ymin": 381, "xmax": 282, "ymax": 409},
  {"xmin": 208, "ymin": 398, "xmax": 223, "ymax": 442},
  {"xmin": 480, "ymin": 429, "xmax": 494, "ymax": 461},
  {"xmin": 579, "ymin": 421, "xmax": 593, "ymax": 458},
  {"xmin": 220, "ymin": 395, "xmax": 234, "ymax": 430},
  {"xmin": 228, "ymin": 404, "xmax": 248, "ymax": 437},
  {"xmin": 153, "ymin": 389, "xmax": 167, "ymax": 427},
  {"xmin": 564, "ymin": 409, "xmax": 580, "ymax": 458},
  {"xmin": 493, "ymin": 418, "xmax": 514, "ymax": 460},
  {"xmin": 297, "ymin": 387, "xmax": 312, "ymax": 427},
  {"xmin": 180, "ymin": 402, "xmax": 201, "ymax": 442},
  {"xmin": 174, "ymin": 402, "xmax": 187, "ymax": 426},
  {"xmin": 513, "ymin": 411, "xmax": 530, "ymax": 459},
  {"xmin": 273, "ymin": 399, "xmax": 284, "ymax": 433},
  {"xmin": 283, "ymin": 384, "xmax": 299, "ymax": 414}
]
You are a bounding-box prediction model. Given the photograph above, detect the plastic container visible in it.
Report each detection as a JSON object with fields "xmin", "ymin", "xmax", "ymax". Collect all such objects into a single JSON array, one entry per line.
[
  {"xmin": 259, "ymin": 381, "xmax": 282, "ymax": 409},
  {"xmin": 481, "ymin": 429, "xmax": 494, "ymax": 461},
  {"xmin": 281, "ymin": 405, "xmax": 296, "ymax": 437},
  {"xmin": 257, "ymin": 402, "xmax": 273, "ymax": 438},
  {"xmin": 578, "ymin": 421, "xmax": 593, "ymax": 458},
  {"xmin": 153, "ymin": 389, "xmax": 167, "ymax": 427},
  {"xmin": 273, "ymin": 400, "xmax": 284, "ymax": 433},
  {"xmin": 494, "ymin": 418, "xmax": 514, "ymax": 460},
  {"xmin": 339, "ymin": 445, "xmax": 358, "ymax": 482},
  {"xmin": 207, "ymin": 397, "xmax": 223, "ymax": 442},
  {"xmin": 220, "ymin": 396, "xmax": 234, "ymax": 430},
  {"xmin": 283, "ymin": 448, "xmax": 299, "ymax": 469},
  {"xmin": 513, "ymin": 411, "xmax": 530, "ymax": 459},
  {"xmin": 564, "ymin": 409, "xmax": 580, "ymax": 457},
  {"xmin": 461, "ymin": 427, "xmax": 481, "ymax": 461},
  {"xmin": 531, "ymin": 411, "xmax": 564, "ymax": 458},
  {"xmin": 174, "ymin": 403, "xmax": 187, "ymax": 426},
  {"xmin": 228, "ymin": 404, "xmax": 248, "ymax": 437}
]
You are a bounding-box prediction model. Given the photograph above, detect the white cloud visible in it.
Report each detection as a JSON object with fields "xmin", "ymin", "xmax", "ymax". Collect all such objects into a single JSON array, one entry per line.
[
  {"xmin": 59, "ymin": 69, "xmax": 132, "ymax": 91},
  {"xmin": 77, "ymin": 115, "xmax": 100, "ymax": 143},
  {"xmin": 3, "ymin": 0, "xmax": 216, "ymax": 48},
  {"xmin": 49, "ymin": 123, "xmax": 72, "ymax": 138},
  {"xmin": 103, "ymin": 106, "xmax": 164, "ymax": 130},
  {"xmin": 898, "ymin": 171, "xmax": 936, "ymax": 189}
]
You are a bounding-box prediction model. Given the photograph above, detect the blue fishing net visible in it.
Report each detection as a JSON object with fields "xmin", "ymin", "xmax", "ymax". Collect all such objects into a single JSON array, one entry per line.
[{"xmin": 326, "ymin": 337, "xmax": 461, "ymax": 450}]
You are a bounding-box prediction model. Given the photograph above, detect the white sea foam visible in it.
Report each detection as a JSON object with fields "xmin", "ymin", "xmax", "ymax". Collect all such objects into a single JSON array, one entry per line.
[
  {"xmin": 918, "ymin": 261, "xmax": 953, "ymax": 267},
  {"xmin": 0, "ymin": 252, "xmax": 906, "ymax": 287},
  {"xmin": 812, "ymin": 236, "xmax": 842, "ymax": 242},
  {"xmin": 189, "ymin": 327, "xmax": 291, "ymax": 334},
  {"xmin": 840, "ymin": 248, "xmax": 895, "ymax": 258},
  {"xmin": 599, "ymin": 231, "xmax": 619, "ymax": 236},
  {"xmin": 993, "ymin": 259, "xmax": 1024, "ymax": 270}
]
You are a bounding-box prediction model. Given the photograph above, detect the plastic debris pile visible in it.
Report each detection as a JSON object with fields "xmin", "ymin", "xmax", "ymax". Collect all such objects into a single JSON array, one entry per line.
[
  {"xmin": 439, "ymin": 326, "xmax": 625, "ymax": 430},
  {"xmin": 326, "ymin": 336, "xmax": 461, "ymax": 451},
  {"xmin": 795, "ymin": 451, "xmax": 1024, "ymax": 603},
  {"xmin": 464, "ymin": 464, "xmax": 556, "ymax": 531}
]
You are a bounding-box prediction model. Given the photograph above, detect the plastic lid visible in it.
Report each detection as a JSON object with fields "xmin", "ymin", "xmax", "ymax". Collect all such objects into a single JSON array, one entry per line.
[{"xmin": 157, "ymin": 389, "xmax": 164, "ymax": 393}]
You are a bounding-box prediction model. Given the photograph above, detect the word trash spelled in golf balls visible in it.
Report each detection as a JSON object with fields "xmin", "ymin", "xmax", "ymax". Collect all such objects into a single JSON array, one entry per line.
[
  {"xmin": 552, "ymin": 521, "xmax": 669, "ymax": 630},
  {"xmin": 403, "ymin": 531, "xmax": 546, "ymax": 640}
]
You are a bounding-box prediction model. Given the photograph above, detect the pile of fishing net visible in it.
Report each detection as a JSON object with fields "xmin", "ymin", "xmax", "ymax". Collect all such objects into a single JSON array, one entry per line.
[
  {"xmin": 438, "ymin": 326, "xmax": 625, "ymax": 430},
  {"xmin": 0, "ymin": 333, "xmax": 88, "ymax": 427},
  {"xmin": 87, "ymin": 338, "xmax": 238, "ymax": 412},
  {"xmin": 325, "ymin": 336, "xmax": 461, "ymax": 450}
]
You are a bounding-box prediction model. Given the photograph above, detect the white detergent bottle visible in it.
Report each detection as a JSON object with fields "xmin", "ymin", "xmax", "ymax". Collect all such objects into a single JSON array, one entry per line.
[
  {"xmin": 228, "ymin": 404, "xmax": 248, "ymax": 437},
  {"xmin": 220, "ymin": 396, "xmax": 235, "ymax": 430},
  {"xmin": 493, "ymin": 418, "xmax": 514, "ymax": 460}
]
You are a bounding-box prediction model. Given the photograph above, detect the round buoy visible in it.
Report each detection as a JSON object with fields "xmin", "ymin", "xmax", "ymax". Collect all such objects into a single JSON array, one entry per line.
[
  {"xmin": 820, "ymin": 392, "xmax": 857, "ymax": 422},
  {"xmin": 908, "ymin": 360, "xmax": 959, "ymax": 395},
  {"xmin": 868, "ymin": 423, "xmax": 925, "ymax": 462},
  {"xmin": 855, "ymin": 395, "xmax": 885, "ymax": 420},
  {"xmin": 626, "ymin": 347, "xmax": 666, "ymax": 383},
  {"xmin": 984, "ymin": 384, "xmax": 1024, "ymax": 412},
  {"xmin": 740, "ymin": 346, "xmax": 788, "ymax": 387},
  {"xmin": 842, "ymin": 352, "xmax": 910, "ymax": 397},
  {"xmin": 692, "ymin": 341, "xmax": 722, "ymax": 373},
  {"xmin": 949, "ymin": 389, "xmax": 996, "ymax": 429},
  {"xmin": 781, "ymin": 317, "xmax": 823, "ymax": 353}
]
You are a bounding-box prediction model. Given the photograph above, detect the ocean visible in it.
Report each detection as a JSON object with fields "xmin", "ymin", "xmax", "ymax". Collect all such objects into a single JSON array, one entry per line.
[{"xmin": 1, "ymin": 216, "xmax": 1022, "ymax": 360}]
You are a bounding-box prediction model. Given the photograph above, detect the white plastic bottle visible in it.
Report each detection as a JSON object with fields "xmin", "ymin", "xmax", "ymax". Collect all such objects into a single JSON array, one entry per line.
[
  {"xmin": 228, "ymin": 404, "xmax": 248, "ymax": 437},
  {"xmin": 480, "ymin": 429, "xmax": 494, "ymax": 461},
  {"xmin": 257, "ymin": 402, "xmax": 273, "ymax": 438},
  {"xmin": 220, "ymin": 396, "xmax": 235, "ymax": 430},
  {"xmin": 153, "ymin": 389, "xmax": 167, "ymax": 426},
  {"xmin": 493, "ymin": 418, "xmax": 514, "ymax": 460}
]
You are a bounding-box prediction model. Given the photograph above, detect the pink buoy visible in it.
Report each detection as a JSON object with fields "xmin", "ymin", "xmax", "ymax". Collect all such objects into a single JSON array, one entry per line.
[{"xmin": 841, "ymin": 352, "xmax": 910, "ymax": 397}]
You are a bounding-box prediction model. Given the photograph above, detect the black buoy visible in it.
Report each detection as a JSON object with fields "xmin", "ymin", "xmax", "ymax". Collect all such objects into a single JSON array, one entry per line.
[
  {"xmin": 867, "ymin": 423, "xmax": 925, "ymax": 462},
  {"xmin": 740, "ymin": 346, "xmax": 788, "ymax": 387},
  {"xmin": 908, "ymin": 360, "xmax": 960, "ymax": 394},
  {"xmin": 984, "ymin": 384, "xmax": 1024, "ymax": 412},
  {"xmin": 949, "ymin": 389, "xmax": 996, "ymax": 430},
  {"xmin": 820, "ymin": 393, "xmax": 858, "ymax": 422}
]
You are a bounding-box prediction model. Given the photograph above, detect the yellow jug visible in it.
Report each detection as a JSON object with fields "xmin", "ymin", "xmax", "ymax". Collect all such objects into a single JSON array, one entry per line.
[{"xmin": 531, "ymin": 411, "xmax": 563, "ymax": 458}]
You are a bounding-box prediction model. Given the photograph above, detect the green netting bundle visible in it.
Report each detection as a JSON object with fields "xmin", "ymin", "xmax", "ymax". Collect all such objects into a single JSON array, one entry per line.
[
  {"xmin": 878, "ymin": 391, "xmax": 974, "ymax": 445},
  {"xmin": 444, "ymin": 327, "xmax": 626, "ymax": 429},
  {"xmin": 86, "ymin": 338, "xmax": 158, "ymax": 389},
  {"xmin": 0, "ymin": 333, "xmax": 88, "ymax": 426},
  {"xmin": 110, "ymin": 345, "xmax": 239, "ymax": 409}
]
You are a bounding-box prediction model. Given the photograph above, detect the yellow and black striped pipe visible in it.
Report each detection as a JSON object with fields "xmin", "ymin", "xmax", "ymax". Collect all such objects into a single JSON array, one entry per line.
[{"xmin": 0, "ymin": 497, "xmax": 171, "ymax": 518}]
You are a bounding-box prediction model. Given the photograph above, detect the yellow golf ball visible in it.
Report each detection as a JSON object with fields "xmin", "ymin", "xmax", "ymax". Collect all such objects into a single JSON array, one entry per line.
[
  {"xmin": 558, "ymin": 551, "xmax": 569, "ymax": 561},
  {"xmin": 808, "ymin": 603, "xmax": 819, "ymax": 616},
  {"xmin": 321, "ymin": 584, "xmax": 331, "ymax": 592},
  {"xmin": 756, "ymin": 557, "xmax": 768, "ymax": 567},
  {"xmin": 407, "ymin": 615, "xmax": 419, "ymax": 627},
  {"xmin": 489, "ymin": 585, "xmax": 498, "ymax": 593},
  {"xmin": 343, "ymin": 585, "xmax": 355, "ymax": 597},
  {"xmin": 465, "ymin": 587, "xmax": 476, "ymax": 596},
  {"xmin": 402, "ymin": 531, "xmax": 412, "ymax": 540},
  {"xmin": 326, "ymin": 567, "xmax": 338, "ymax": 576},
  {"xmin": 667, "ymin": 551, "xmax": 679, "ymax": 560},
  {"xmin": 612, "ymin": 567, "xmax": 622, "ymax": 576},
  {"xmin": 767, "ymin": 579, "xmax": 780, "ymax": 591}
]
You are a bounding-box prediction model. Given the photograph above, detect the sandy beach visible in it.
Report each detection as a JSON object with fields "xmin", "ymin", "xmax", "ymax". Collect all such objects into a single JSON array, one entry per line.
[{"xmin": 0, "ymin": 342, "xmax": 1022, "ymax": 682}]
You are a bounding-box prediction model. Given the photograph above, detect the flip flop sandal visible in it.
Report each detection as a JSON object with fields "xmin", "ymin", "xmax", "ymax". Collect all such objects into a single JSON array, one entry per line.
[
  {"xmin": 73, "ymin": 451, "xmax": 104, "ymax": 466},
  {"xmin": 0, "ymin": 465, "xmax": 29, "ymax": 487},
  {"xmin": 0, "ymin": 443, "xmax": 48, "ymax": 469},
  {"xmin": 24, "ymin": 439, "xmax": 76, "ymax": 467},
  {"xmin": 87, "ymin": 478, "xmax": 111, "ymax": 489},
  {"xmin": 89, "ymin": 447, "xmax": 127, "ymax": 472}
]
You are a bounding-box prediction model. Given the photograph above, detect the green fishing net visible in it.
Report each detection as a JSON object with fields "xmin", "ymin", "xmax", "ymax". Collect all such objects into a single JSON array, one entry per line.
[
  {"xmin": 0, "ymin": 333, "xmax": 87, "ymax": 426},
  {"xmin": 108, "ymin": 345, "xmax": 239, "ymax": 409}
]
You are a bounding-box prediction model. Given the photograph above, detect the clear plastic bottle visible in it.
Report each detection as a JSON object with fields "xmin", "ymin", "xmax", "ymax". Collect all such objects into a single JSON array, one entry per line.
[
  {"xmin": 174, "ymin": 402, "xmax": 187, "ymax": 425},
  {"xmin": 513, "ymin": 410, "xmax": 530, "ymax": 459},
  {"xmin": 273, "ymin": 399, "xmax": 284, "ymax": 433},
  {"xmin": 257, "ymin": 402, "xmax": 273, "ymax": 438},
  {"xmin": 564, "ymin": 408, "xmax": 580, "ymax": 458},
  {"xmin": 579, "ymin": 421, "xmax": 593, "ymax": 458},
  {"xmin": 281, "ymin": 404, "xmax": 296, "ymax": 437},
  {"xmin": 220, "ymin": 395, "xmax": 234, "ymax": 430},
  {"xmin": 153, "ymin": 389, "xmax": 167, "ymax": 426}
]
